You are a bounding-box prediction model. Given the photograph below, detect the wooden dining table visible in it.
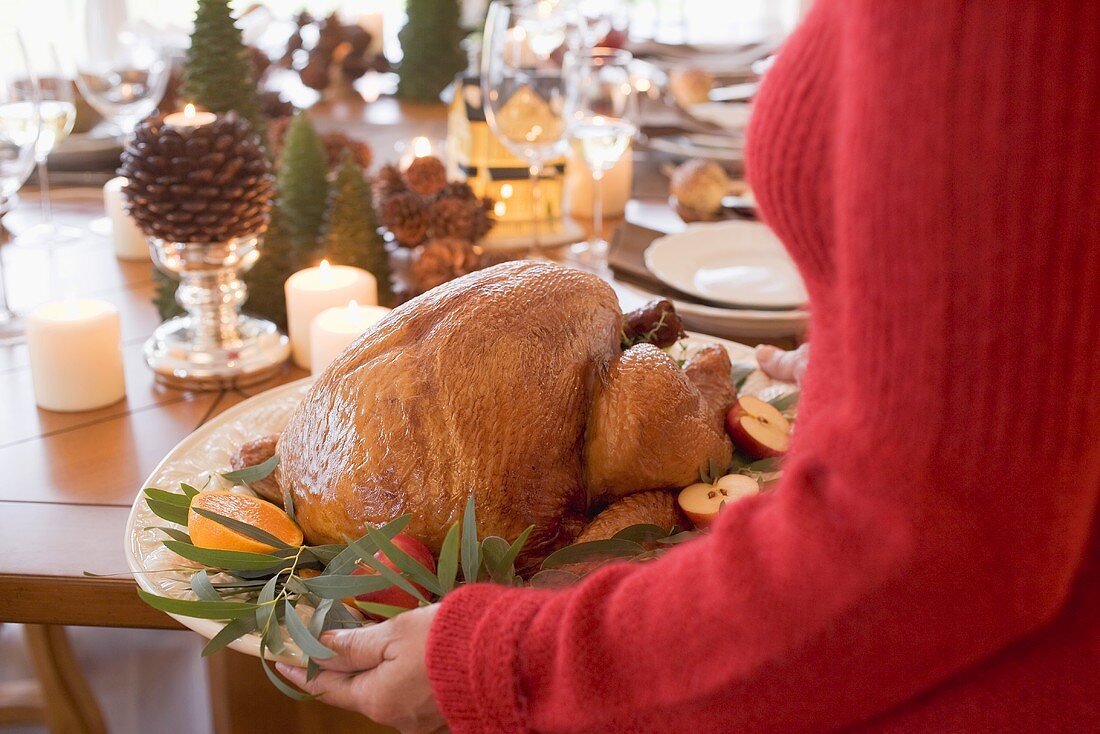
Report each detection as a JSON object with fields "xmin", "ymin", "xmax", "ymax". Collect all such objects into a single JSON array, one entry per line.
[{"xmin": 0, "ymin": 96, "xmax": 792, "ymax": 733}]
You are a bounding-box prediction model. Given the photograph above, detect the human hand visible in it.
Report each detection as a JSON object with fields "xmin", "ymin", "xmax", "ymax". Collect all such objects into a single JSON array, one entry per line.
[
  {"xmin": 276, "ymin": 604, "xmax": 447, "ymax": 734},
  {"xmin": 755, "ymin": 343, "xmax": 809, "ymax": 385}
]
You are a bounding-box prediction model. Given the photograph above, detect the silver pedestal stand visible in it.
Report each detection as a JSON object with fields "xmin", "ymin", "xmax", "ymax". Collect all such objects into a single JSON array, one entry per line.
[{"xmin": 144, "ymin": 233, "xmax": 290, "ymax": 390}]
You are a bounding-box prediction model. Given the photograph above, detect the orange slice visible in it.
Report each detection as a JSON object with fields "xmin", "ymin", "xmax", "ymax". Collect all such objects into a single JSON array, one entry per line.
[{"xmin": 187, "ymin": 491, "xmax": 303, "ymax": 553}]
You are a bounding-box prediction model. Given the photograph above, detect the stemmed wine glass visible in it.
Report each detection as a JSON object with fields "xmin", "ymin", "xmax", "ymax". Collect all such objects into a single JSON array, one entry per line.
[
  {"xmin": 73, "ymin": 0, "xmax": 169, "ymax": 134},
  {"xmin": 481, "ymin": 0, "xmax": 578, "ymax": 257},
  {"xmin": 14, "ymin": 42, "xmax": 80, "ymax": 249},
  {"xmin": 0, "ymin": 29, "xmax": 41, "ymax": 339},
  {"xmin": 565, "ymin": 48, "xmax": 638, "ymax": 266}
]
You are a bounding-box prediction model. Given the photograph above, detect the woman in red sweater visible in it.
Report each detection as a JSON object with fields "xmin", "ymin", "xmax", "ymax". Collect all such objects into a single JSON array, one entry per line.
[{"xmin": 278, "ymin": 1, "xmax": 1100, "ymax": 731}]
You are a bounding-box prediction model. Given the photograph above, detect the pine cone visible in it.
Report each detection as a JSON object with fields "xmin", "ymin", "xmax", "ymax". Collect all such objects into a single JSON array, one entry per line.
[
  {"xmin": 404, "ymin": 155, "xmax": 447, "ymax": 196},
  {"xmin": 411, "ymin": 237, "xmax": 480, "ymax": 293},
  {"xmin": 428, "ymin": 196, "xmax": 492, "ymax": 242},
  {"xmin": 437, "ymin": 181, "xmax": 477, "ymax": 201},
  {"xmin": 119, "ymin": 112, "xmax": 274, "ymax": 243},
  {"xmin": 381, "ymin": 191, "xmax": 429, "ymax": 246},
  {"xmin": 322, "ymin": 132, "xmax": 372, "ymax": 170},
  {"xmin": 374, "ymin": 163, "xmax": 407, "ymax": 203}
]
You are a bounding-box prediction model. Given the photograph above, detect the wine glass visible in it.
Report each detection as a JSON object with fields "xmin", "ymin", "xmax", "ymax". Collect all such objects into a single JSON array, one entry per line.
[
  {"xmin": 482, "ymin": 0, "xmax": 578, "ymax": 257},
  {"xmin": 0, "ymin": 29, "xmax": 40, "ymax": 339},
  {"xmin": 73, "ymin": 0, "xmax": 169, "ymax": 134},
  {"xmin": 566, "ymin": 48, "xmax": 637, "ymax": 266},
  {"xmin": 14, "ymin": 42, "xmax": 80, "ymax": 249}
]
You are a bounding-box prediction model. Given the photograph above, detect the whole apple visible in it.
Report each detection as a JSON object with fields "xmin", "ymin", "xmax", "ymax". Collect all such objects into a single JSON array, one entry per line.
[{"xmin": 350, "ymin": 533, "xmax": 437, "ymax": 617}]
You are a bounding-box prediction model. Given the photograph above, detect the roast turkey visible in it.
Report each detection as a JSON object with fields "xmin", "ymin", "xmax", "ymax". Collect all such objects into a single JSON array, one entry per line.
[{"xmin": 277, "ymin": 261, "xmax": 734, "ymax": 562}]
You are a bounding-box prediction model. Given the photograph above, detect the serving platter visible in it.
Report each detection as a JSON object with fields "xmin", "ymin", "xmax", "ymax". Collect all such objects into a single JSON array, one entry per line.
[
  {"xmin": 125, "ymin": 334, "xmax": 759, "ymax": 663},
  {"xmin": 645, "ymin": 221, "xmax": 808, "ymax": 309}
]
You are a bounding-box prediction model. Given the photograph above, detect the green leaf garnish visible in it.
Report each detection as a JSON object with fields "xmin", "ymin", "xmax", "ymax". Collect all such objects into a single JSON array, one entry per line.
[
  {"xmin": 323, "ymin": 515, "xmax": 412, "ymax": 576},
  {"xmin": 730, "ymin": 363, "xmax": 755, "ymax": 390},
  {"xmin": 436, "ymin": 521, "xmax": 461, "ymax": 594},
  {"xmin": 529, "ymin": 569, "xmax": 581, "ymax": 588},
  {"xmin": 540, "ymin": 538, "xmax": 644, "ymax": 569},
  {"xmin": 612, "ymin": 523, "xmax": 671, "ymax": 544},
  {"xmin": 363, "ymin": 525, "xmax": 443, "ymax": 596},
  {"xmin": 163, "ymin": 541, "xmax": 289, "ymax": 571},
  {"xmin": 144, "ymin": 496, "xmax": 190, "ymax": 526},
  {"xmin": 354, "ymin": 601, "xmax": 410, "ymax": 619},
  {"xmin": 190, "ymin": 506, "xmax": 294, "ymax": 551},
  {"xmin": 299, "ymin": 573, "xmax": 393, "ymax": 599},
  {"xmin": 137, "ymin": 589, "xmax": 259, "ymax": 619},
  {"xmin": 284, "ymin": 600, "xmax": 335, "ymax": 660},
  {"xmin": 768, "ymin": 391, "xmax": 800, "ymax": 412},
  {"xmin": 221, "ymin": 454, "xmax": 281, "ymax": 484},
  {"xmin": 190, "ymin": 570, "xmax": 221, "ymax": 602},
  {"xmin": 202, "ymin": 615, "xmax": 258, "ymax": 657},
  {"xmin": 460, "ymin": 494, "xmax": 479, "ymax": 584}
]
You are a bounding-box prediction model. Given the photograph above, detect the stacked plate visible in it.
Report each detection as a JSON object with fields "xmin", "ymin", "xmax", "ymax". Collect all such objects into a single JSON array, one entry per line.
[{"xmin": 618, "ymin": 221, "xmax": 808, "ymax": 340}]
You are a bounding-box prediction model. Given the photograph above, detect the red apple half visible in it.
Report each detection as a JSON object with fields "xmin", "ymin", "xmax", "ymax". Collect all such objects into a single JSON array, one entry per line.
[
  {"xmin": 677, "ymin": 474, "xmax": 760, "ymax": 529},
  {"xmin": 725, "ymin": 395, "xmax": 791, "ymax": 459}
]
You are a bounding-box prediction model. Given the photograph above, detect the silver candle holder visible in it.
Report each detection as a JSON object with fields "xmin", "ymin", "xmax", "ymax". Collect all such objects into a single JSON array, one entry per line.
[{"xmin": 144, "ymin": 233, "xmax": 290, "ymax": 390}]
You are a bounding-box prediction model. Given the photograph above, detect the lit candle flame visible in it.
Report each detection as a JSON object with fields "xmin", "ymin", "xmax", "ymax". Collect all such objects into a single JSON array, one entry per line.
[
  {"xmin": 500, "ymin": 183, "xmax": 513, "ymax": 199},
  {"xmin": 183, "ymin": 102, "xmax": 197, "ymax": 119},
  {"xmin": 412, "ymin": 136, "xmax": 432, "ymax": 158}
]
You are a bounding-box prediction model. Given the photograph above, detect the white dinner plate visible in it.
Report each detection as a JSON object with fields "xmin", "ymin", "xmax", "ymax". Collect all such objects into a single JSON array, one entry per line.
[
  {"xmin": 125, "ymin": 335, "xmax": 757, "ymax": 663},
  {"xmin": 645, "ymin": 221, "xmax": 808, "ymax": 309},
  {"xmin": 686, "ymin": 101, "xmax": 752, "ymax": 132}
]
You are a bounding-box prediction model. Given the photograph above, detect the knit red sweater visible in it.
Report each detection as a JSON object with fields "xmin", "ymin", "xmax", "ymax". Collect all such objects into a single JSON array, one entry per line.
[{"xmin": 426, "ymin": 2, "xmax": 1100, "ymax": 731}]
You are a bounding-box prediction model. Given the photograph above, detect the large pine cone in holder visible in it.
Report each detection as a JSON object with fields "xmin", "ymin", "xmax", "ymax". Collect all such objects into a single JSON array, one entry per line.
[{"xmin": 119, "ymin": 113, "xmax": 274, "ymax": 243}]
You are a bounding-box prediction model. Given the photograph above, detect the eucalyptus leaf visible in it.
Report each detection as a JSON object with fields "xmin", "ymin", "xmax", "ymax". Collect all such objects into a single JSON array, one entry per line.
[
  {"xmin": 148, "ymin": 526, "xmax": 193, "ymax": 544},
  {"xmin": 730, "ymin": 363, "xmax": 755, "ymax": 390},
  {"xmin": 768, "ymin": 391, "xmax": 800, "ymax": 412},
  {"xmin": 744, "ymin": 456, "xmax": 784, "ymax": 474},
  {"xmin": 480, "ymin": 536, "xmax": 512, "ymax": 584},
  {"xmin": 191, "ymin": 506, "xmax": 293, "ymax": 551},
  {"xmin": 612, "ymin": 523, "xmax": 671, "ymax": 544},
  {"xmin": 307, "ymin": 598, "xmax": 335, "ymax": 639},
  {"xmin": 656, "ymin": 530, "xmax": 704, "ymax": 545},
  {"xmin": 180, "ymin": 483, "xmax": 201, "ymax": 499},
  {"xmin": 497, "ymin": 526, "xmax": 534, "ymax": 583},
  {"xmin": 221, "ymin": 453, "xmax": 280, "ymax": 484},
  {"xmin": 284, "ymin": 489, "xmax": 297, "ymax": 523},
  {"xmin": 364, "ymin": 526, "xmax": 442, "ymax": 596},
  {"xmin": 164, "ymin": 541, "xmax": 288, "ymax": 571},
  {"xmin": 529, "ymin": 569, "xmax": 581, "ymax": 589},
  {"xmin": 436, "ymin": 522, "xmax": 461, "ymax": 594},
  {"xmin": 306, "ymin": 658, "xmax": 320, "ymax": 682},
  {"xmin": 191, "ymin": 570, "xmax": 222, "ymax": 602},
  {"xmin": 301, "ymin": 573, "xmax": 394, "ymax": 599},
  {"xmin": 258, "ymin": 576, "xmax": 285, "ymax": 655},
  {"xmin": 202, "ymin": 615, "xmax": 258, "ymax": 657},
  {"xmin": 143, "ymin": 487, "xmax": 191, "ymax": 508},
  {"xmin": 354, "ymin": 601, "xmax": 409, "ymax": 619},
  {"xmin": 323, "ymin": 515, "xmax": 413, "ymax": 576},
  {"xmin": 259, "ymin": 645, "xmax": 315, "ymax": 701},
  {"xmin": 137, "ymin": 589, "xmax": 259, "ymax": 619},
  {"xmin": 302, "ymin": 544, "xmax": 343, "ymax": 565},
  {"xmin": 356, "ymin": 552, "xmax": 427, "ymax": 603},
  {"xmin": 145, "ymin": 497, "xmax": 190, "ymax": 526},
  {"xmin": 541, "ymin": 538, "xmax": 644, "ymax": 569},
  {"xmin": 284, "ymin": 600, "xmax": 335, "ymax": 660},
  {"xmin": 460, "ymin": 494, "xmax": 479, "ymax": 584}
]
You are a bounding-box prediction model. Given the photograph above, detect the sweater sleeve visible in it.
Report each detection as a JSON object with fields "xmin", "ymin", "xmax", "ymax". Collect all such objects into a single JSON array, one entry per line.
[{"xmin": 426, "ymin": 2, "xmax": 1100, "ymax": 732}]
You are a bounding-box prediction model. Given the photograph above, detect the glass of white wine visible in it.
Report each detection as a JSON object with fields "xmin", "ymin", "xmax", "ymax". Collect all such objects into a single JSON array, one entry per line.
[
  {"xmin": 0, "ymin": 29, "xmax": 40, "ymax": 340},
  {"xmin": 566, "ymin": 48, "xmax": 637, "ymax": 266},
  {"xmin": 14, "ymin": 42, "xmax": 80, "ymax": 249},
  {"xmin": 482, "ymin": 0, "xmax": 579, "ymax": 257}
]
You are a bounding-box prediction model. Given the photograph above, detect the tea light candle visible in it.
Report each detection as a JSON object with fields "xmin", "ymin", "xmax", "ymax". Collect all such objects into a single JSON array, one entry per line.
[
  {"xmin": 310, "ymin": 300, "xmax": 390, "ymax": 374},
  {"xmin": 565, "ymin": 143, "xmax": 633, "ymax": 219},
  {"xmin": 26, "ymin": 299, "xmax": 126, "ymax": 412},
  {"xmin": 399, "ymin": 136, "xmax": 437, "ymax": 170},
  {"xmin": 103, "ymin": 176, "xmax": 149, "ymax": 261},
  {"xmin": 284, "ymin": 260, "xmax": 377, "ymax": 369},
  {"xmin": 163, "ymin": 102, "xmax": 216, "ymax": 130}
]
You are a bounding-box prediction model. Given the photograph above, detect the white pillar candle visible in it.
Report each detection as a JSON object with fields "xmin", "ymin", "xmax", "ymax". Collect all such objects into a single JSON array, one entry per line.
[
  {"xmin": 565, "ymin": 144, "xmax": 634, "ymax": 219},
  {"xmin": 26, "ymin": 299, "xmax": 126, "ymax": 412},
  {"xmin": 359, "ymin": 11, "xmax": 385, "ymax": 55},
  {"xmin": 284, "ymin": 260, "xmax": 377, "ymax": 369},
  {"xmin": 103, "ymin": 176, "xmax": 149, "ymax": 261},
  {"xmin": 310, "ymin": 300, "xmax": 391, "ymax": 374}
]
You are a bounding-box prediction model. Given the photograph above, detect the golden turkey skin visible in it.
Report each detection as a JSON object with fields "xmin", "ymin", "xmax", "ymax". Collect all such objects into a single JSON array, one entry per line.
[{"xmin": 277, "ymin": 261, "xmax": 734, "ymax": 562}]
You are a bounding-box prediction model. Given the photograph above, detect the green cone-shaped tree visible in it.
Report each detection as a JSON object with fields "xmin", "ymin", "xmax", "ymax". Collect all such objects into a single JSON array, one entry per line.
[
  {"xmin": 319, "ymin": 152, "xmax": 394, "ymax": 307},
  {"xmin": 278, "ymin": 113, "xmax": 329, "ymax": 258},
  {"xmin": 397, "ymin": 0, "xmax": 467, "ymax": 104},
  {"xmin": 182, "ymin": 0, "xmax": 264, "ymax": 133},
  {"xmin": 242, "ymin": 205, "xmax": 294, "ymax": 329}
]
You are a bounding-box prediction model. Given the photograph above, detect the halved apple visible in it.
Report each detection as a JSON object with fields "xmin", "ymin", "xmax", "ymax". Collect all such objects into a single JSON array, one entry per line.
[
  {"xmin": 725, "ymin": 395, "xmax": 791, "ymax": 459},
  {"xmin": 677, "ymin": 474, "xmax": 760, "ymax": 529}
]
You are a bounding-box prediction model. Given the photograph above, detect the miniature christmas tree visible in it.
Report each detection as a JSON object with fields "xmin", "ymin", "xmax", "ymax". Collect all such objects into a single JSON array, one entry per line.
[
  {"xmin": 152, "ymin": 269, "xmax": 183, "ymax": 320},
  {"xmin": 319, "ymin": 153, "xmax": 394, "ymax": 306},
  {"xmin": 397, "ymin": 0, "xmax": 467, "ymax": 104},
  {"xmin": 278, "ymin": 113, "xmax": 330, "ymax": 258},
  {"xmin": 182, "ymin": 0, "xmax": 265, "ymax": 133},
  {"xmin": 242, "ymin": 206, "xmax": 294, "ymax": 329}
]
